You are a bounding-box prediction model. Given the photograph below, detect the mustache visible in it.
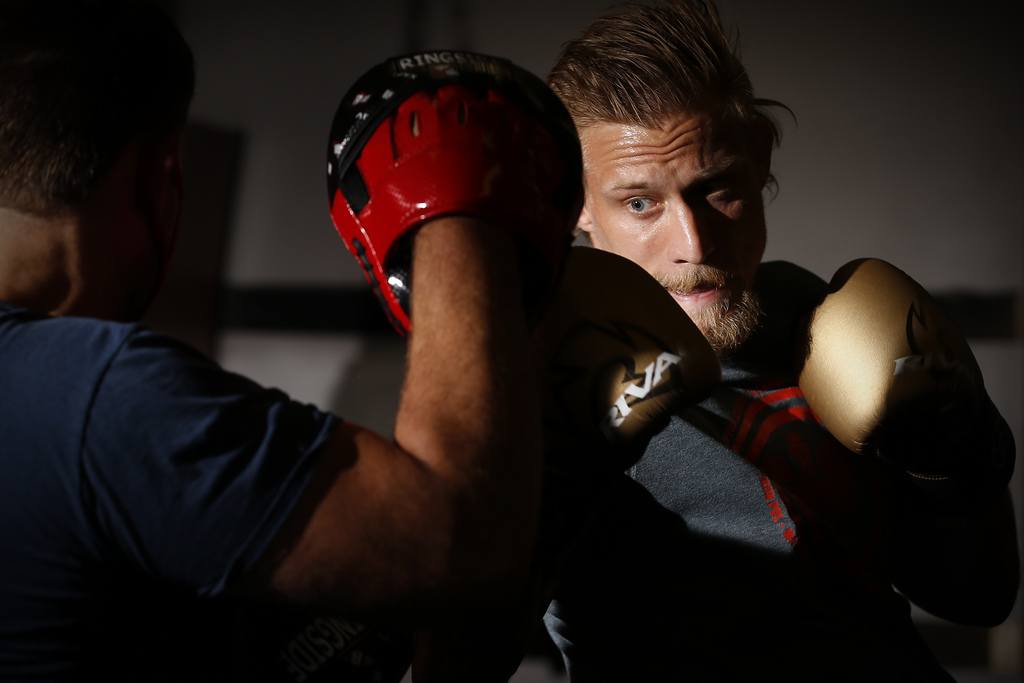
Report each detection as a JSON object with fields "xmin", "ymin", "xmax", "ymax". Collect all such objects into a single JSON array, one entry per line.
[{"xmin": 654, "ymin": 265, "xmax": 734, "ymax": 294}]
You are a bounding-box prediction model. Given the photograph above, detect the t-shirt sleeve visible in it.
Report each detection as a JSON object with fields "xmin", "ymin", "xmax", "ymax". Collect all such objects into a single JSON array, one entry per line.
[{"xmin": 80, "ymin": 328, "xmax": 338, "ymax": 597}]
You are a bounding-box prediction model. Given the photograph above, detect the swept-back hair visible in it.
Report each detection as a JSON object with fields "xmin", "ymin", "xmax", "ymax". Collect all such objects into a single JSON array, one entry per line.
[
  {"xmin": 0, "ymin": 0, "xmax": 195, "ymax": 215},
  {"xmin": 549, "ymin": 1, "xmax": 788, "ymax": 182}
]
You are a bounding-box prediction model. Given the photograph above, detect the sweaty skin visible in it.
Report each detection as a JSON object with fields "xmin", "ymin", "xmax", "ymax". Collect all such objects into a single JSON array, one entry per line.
[
  {"xmin": 0, "ymin": 140, "xmax": 182, "ymax": 322},
  {"xmin": 577, "ymin": 113, "xmax": 768, "ymax": 349}
]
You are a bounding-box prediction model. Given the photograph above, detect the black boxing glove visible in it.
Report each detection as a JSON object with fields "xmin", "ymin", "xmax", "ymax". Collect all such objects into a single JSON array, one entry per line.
[{"xmin": 326, "ymin": 50, "xmax": 582, "ymax": 333}]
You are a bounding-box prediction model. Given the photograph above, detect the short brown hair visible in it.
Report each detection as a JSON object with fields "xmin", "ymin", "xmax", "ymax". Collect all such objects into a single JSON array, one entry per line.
[
  {"xmin": 0, "ymin": 0, "xmax": 195, "ymax": 215},
  {"xmin": 549, "ymin": 1, "xmax": 787, "ymax": 181}
]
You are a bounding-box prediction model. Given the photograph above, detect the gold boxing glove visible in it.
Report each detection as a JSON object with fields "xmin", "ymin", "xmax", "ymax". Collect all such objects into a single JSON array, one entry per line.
[
  {"xmin": 798, "ymin": 258, "xmax": 1014, "ymax": 495},
  {"xmin": 539, "ymin": 246, "xmax": 720, "ymax": 472},
  {"xmin": 524, "ymin": 246, "xmax": 721, "ymax": 657}
]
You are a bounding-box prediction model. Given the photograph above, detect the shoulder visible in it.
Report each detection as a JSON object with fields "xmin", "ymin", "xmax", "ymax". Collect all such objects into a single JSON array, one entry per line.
[
  {"xmin": 1, "ymin": 310, "xmax": 226, "ymax": 412},
  {"xmin": 0, "ymin": 308, "xmax": 149, "ymax": 550},
  {"xmin": 0, "ymin": 303, "xmax": 139, "ymax": 371},
  {"xmin": 754, "ymin": 260, "xmax": 827, "ymax": 315},
  {"xmin": 738, "ymin": 261, "xmax": 828, "ymax": 369},
  {"xmin": 77, "ymin": 319, "xmax": 337, "ymax": 595},
  {"xmin": 0, "ymin": 306, "xmax": 141, "ymax": 437}
]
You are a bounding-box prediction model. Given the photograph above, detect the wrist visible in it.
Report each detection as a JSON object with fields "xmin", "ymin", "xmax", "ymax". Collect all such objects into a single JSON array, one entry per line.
[{"xmin": 876, "ymin": 389, "xmax": 1016, "ymax": 500}]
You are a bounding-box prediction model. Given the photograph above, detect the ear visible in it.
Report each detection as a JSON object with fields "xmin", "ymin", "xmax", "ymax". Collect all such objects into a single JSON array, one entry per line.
[
  {"xmin": 576, "ymin": 200, "xmax": 595, "ymax": 236},
  {"xmin": 137, "ymin": 132, "xmax": 184, "ymax": 265}
]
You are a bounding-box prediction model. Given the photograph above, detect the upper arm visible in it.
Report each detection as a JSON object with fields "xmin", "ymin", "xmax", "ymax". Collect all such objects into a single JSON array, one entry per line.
[
  {"xmin": 242, "ymin": 421, "xmax": 466, "ymax": 619},
  {"xmin": 83, "ymin": 329, "xmax": 339, "ymax": 598},
  {"xmin": 85, "ymin": 218, "xmax": 544, "ymax": 622},
  {"xmin": 83, "ymin": 329, "xmax": 473, "ymax": 618}
]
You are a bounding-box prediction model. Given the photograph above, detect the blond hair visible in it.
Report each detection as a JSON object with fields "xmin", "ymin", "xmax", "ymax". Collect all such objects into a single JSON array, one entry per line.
[{"xmin": 549, "ymin": 1, "xmax": 787, "ymax": 185}]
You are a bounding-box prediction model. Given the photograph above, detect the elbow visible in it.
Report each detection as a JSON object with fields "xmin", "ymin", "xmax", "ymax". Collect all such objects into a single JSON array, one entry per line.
[
  {"xmin": 962, "ymin": 561, "xmax": 1020, "ymax": 627},
  {"xmin": 416, "ymin": 471, "xmax": 540, "ymax": 612},
  {"xmin": 394, "ymin": 417, "xmax": 543, "ymax": 611},
  {"xmin": 911, "ymin": 591, "xmax": 1018, "ymax": 628},
  {"xmin": 943, "ymin": 594, "xmax": 1018, "ymax": 628},
  {"xmin": 922, "ymin": 556, "xmax": 1020, "ymax": 627}
]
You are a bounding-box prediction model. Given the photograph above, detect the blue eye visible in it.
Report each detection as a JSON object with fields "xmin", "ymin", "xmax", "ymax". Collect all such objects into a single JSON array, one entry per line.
[{"xmin": 627, "ymin": 197, "xmax": 653, "ymax": 213}]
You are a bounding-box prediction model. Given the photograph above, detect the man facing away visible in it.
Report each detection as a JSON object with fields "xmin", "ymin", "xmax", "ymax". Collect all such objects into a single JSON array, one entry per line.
[{"xmin": 0, "ymin": 2, "xmax": 586, "ymax": 679}]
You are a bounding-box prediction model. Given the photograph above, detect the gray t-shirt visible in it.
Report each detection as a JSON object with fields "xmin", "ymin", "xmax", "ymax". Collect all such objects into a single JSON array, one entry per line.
[{"xmin": 543, "ymin": 262, "xmax": 954, "ymax": 682}]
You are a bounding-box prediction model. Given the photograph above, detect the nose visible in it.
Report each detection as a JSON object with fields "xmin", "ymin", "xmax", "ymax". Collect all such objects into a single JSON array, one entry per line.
[{"xmin": 668, "ymin": 200, "xmax": 715, "ymax": 264}]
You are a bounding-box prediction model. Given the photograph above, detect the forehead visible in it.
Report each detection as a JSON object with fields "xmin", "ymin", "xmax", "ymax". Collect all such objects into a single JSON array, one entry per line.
[{"xmin": 580, "ymin": 113, "xmax": 745, "ymax": 186}]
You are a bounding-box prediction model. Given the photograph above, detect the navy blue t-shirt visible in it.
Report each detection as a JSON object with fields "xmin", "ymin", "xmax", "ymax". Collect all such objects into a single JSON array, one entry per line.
[{"xmin": 0, "ymin": 302, "xmax": 335, "ymax": 680}]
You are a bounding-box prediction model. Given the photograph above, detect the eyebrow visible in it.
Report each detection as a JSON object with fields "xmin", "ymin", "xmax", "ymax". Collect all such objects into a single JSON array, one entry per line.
[{"xmin": 605, "ymin": 157, "xmax": 747, "ymax": 194}]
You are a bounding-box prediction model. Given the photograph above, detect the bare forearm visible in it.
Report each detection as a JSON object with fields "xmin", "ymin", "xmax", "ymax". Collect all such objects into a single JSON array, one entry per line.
[
  {"xmin": 250, "ymin": 220, "xmax": 543, "ymax": 615},
  {"xmin": 395, "ymin": 217, "xmax": 543, "ymax": 594}
]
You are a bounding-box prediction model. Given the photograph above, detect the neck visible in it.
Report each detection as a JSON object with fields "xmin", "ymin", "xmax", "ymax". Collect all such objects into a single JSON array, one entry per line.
[{"xmin": 0, "ymin": 207, "xmax": 84, "ymax": 316}]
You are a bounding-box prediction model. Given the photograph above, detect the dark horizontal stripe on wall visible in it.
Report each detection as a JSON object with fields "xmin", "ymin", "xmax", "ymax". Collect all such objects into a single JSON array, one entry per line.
[
  {"xmin": 220, "ymin": 287, "xmax": 393, "ymax": 334},
  {"xmin": 221, "ymin": 286, "xmax": 1019, "ymax": 339},
  {"xmin": 934, "ymin": 291, "xmax": 1018, "ymax": 340}
]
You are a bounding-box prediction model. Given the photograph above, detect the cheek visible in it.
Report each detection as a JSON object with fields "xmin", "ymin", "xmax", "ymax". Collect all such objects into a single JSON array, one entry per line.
[
  {"xmin": 733, "ymin": 216, "xmax": 766, "ymax": 284},
  {"xmin": 703, "ymin": 202, "xmax": 764, "ymax": 277}
]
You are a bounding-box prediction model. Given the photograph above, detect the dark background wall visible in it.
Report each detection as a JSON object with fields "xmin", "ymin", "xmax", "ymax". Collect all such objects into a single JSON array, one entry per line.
[
  {"xmin": 175, "ymin": 0, "xmax": 1022, "ymax": 293},
  {"xmin": 150, "ymin": 2, "xmax": 1022, "ymax": 679}
]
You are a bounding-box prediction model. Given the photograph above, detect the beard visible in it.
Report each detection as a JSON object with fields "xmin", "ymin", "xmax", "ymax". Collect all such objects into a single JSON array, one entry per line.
[{"xmin": 655, "ymin": 265, "xmax": 762, "ymax": 357}]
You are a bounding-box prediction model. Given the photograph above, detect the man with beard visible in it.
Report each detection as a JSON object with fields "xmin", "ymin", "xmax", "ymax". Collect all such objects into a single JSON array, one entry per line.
[{"xmin": 540, "ymin": 2, "xmax": 1019, "ymax": 680}]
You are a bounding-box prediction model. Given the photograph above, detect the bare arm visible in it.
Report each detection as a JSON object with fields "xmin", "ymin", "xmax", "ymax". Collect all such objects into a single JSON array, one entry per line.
[{"xmin": 243, "ymin": 217, "xmax": 542, "ymax": 620}]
